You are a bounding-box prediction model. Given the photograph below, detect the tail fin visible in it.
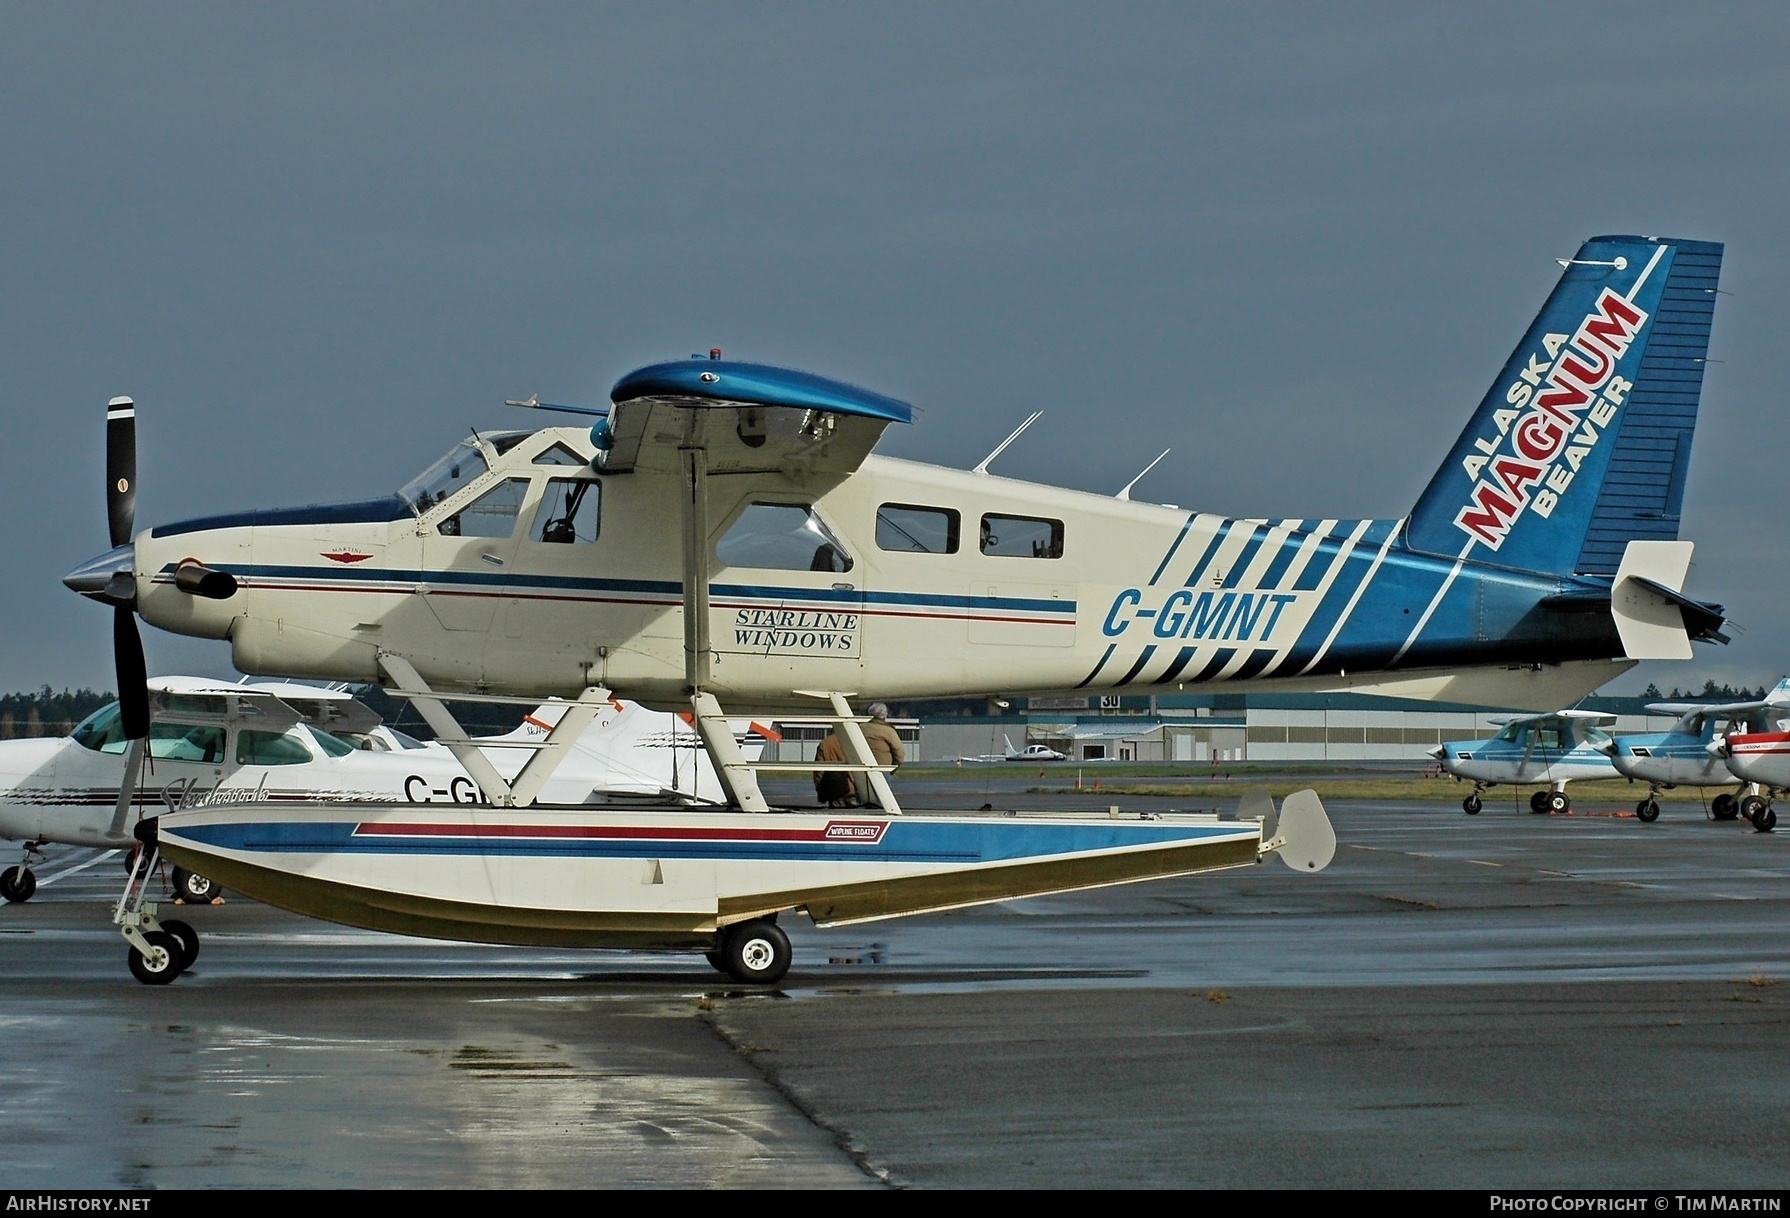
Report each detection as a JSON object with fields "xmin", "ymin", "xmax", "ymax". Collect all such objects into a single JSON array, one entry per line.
[{"xmin": 1406, "ymin": 235, "xmax": 1723, "ymax": 577}]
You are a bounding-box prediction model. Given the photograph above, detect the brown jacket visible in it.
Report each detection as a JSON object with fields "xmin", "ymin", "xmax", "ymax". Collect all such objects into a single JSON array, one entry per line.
[
  {"xmin": 813, "ymin": 731, "xmax": 855, "ymax": 801},
  {"xmin": 861, "ymin": 719, "xmax": 905, "ymax": 767}
]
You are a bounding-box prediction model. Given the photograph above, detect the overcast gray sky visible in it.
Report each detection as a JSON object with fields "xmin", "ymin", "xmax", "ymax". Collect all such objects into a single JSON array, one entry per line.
[{"xmin": 3, "ymin": 2, "xmax": 1785, "ymax": 698}]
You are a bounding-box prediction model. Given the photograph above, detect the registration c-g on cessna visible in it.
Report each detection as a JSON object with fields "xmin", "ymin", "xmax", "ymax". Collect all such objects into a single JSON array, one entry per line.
[{"xmin": 67, "ymin": 236, "xmax": 1729, "ymax": 758}]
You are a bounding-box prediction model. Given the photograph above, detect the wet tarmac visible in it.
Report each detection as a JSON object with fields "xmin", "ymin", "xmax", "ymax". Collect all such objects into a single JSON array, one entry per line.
[{"xmin": 3, "ymin": 778, "xmax": 1788, "ymax": 1188}]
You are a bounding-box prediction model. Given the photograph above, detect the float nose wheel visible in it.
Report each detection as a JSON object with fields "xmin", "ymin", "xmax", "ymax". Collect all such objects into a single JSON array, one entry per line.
[{"xmin": 712, "ymin": 919, "xmax": 792, "ymax": 985}]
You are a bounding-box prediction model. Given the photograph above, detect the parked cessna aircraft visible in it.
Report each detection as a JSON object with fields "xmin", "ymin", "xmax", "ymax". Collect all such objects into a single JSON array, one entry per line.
[
  {"xmin": 1431, "ymin": 710, "xmax": 1619, "ymax": 814},
  {"xmin": 62, "ymin": 234, "xmax": 1727, "ymax": 984},
  {"xmin": 0, "ymin": 678, "xmax": 748, "ymax": 903},
  {"xmin": 960, "ymin": 735, "xmax": 1070, "ymax": 763},
  {"xmin": 1705, "ymin": 681, "xmax": 1790, "ymax": 831},
  {"xmin": 1605, "ymin": 680, "xmax": 1790, "ymax": 823}
]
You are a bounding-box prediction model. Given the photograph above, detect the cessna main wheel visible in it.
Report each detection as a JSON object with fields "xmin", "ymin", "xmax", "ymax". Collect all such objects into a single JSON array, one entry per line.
[
  {"xmin": 1711, "ymin": 793, "xmax": 1739, "ymax": 821},
  {"xmin": 1739, "ymin": 795, "xmax": 1769, "ymax": 824},
  {"xmin": 716, "ymin": 920, "xmax": 792, "ymax": 985},
  {"xmin": 0, "ymin": 865, "xmax": 35, "ymax": 904}
]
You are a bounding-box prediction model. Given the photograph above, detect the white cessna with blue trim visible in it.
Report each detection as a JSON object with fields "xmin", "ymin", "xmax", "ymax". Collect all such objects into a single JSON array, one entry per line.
[{"xmin": 65, "ymin": 235, "xmax": 1727, "ymax": 984}]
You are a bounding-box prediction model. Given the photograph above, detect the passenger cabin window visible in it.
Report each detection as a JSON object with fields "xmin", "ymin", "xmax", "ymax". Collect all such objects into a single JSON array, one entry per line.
[
  {"xmin": 877, "ymin": 504, "xmax": 960, "ymax": 554},
  {"xmin": 440, "ymin": 478, "xmax": 530, "ymax": 538},
  {"xmin": 531, "ymin": 477, "xmax": 600, "ymax": 545},
  {"xmin": 148, "ymin": 723, "xmax": 226, "ymax": 764},
  {"xmin": 307, "ymin": 726, "xmax": 357, "ymax": 757},
  {"xmin": 717, "ymin": 503, "xmax": 853, "ymax": 573},
  {"xmin": 236, "ymin": 730, "xmax": 313, "ymax": 766},
  {"xmin": 980, "ymin": 513, "xmax": 1063, "ymax": 559}
]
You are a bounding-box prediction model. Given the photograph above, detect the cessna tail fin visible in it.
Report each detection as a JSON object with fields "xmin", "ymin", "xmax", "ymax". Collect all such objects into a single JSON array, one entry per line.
[{"xmin": 1406, "ymin": 235, "xmax": 1723, "ymax": 578}]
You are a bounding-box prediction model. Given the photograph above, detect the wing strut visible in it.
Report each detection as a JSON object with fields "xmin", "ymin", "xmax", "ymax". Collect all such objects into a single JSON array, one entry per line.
[
  {"xmin": 378, "ymin": 654, "xmax": 609, "ymax": 808},
  {"xmin": 678, "ymin": 432, "xmax": 771, "ymax": 812}
]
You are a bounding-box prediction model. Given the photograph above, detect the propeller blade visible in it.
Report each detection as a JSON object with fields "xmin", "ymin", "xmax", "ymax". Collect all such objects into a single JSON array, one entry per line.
[
  {"xmin": 114, "ymin": 604, "xmax": 149, "ymax": 739},
  {"xmin": 106, "ymin": 397, "xmax": 136, "ymax": 549}
]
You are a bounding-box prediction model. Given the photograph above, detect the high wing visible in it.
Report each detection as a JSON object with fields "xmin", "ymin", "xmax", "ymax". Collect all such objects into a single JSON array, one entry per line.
[
  {"xmin": 1485, "ymin": 710, "xmax": 1619, "ymax": 730},
  {"xmin": 600, "ymin": 358, "xmax": 913, "ymax": 484},
  {"xmin": 1645, "ymin": 679, "xmax": 1790, "ymax": 726}
]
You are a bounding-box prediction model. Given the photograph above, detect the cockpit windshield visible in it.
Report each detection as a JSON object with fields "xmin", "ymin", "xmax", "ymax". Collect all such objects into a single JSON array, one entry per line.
[
  {"xmin": 397, "ymin": 432, "xmax": 541, "ymax": 516},
  {"xmin": 399, "ymin": 440, "xmax": 489, "ymax": 515}
]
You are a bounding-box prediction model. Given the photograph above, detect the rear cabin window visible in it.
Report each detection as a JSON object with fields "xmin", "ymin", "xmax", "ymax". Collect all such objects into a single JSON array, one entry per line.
[
  {"xmin": 980, "ymin": 513, "xmax": 1063, "ymax": 559},
  {"xmin": 236, "ymin": 730, "xmax": 313, "ymax": 766},
  {"xmin": 717, "ymin": 503, "xmax": 853, "ymax": 573},
  {"xmin": 877, "ymin": 504, "xmax": 960, "ymax": 554}
]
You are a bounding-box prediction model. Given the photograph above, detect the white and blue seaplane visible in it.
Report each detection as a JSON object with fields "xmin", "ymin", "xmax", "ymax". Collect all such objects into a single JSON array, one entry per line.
[{"xmin": 62, "ymin": 234, "xmax": 1729, "ymax": 984}]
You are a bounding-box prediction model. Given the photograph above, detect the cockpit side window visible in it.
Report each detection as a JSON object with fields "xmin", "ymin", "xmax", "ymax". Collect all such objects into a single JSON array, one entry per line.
[
  {"xmin": 531, "ymin": 477, "xmax": 601, "ymax": 544},
  {"xmin": 71, "ymin": 703, "xmax": 127, "ymax": 753},
  {"xmin": 440, "ymin": 478, "xmax": 531, "ymax": 539},
  {"xmin": 399, "ymin": 441, "xmax": 491, "ymax": 515},
  {"xmin": 717, "ymin": 503, "xmax": 853, "ymax": 573}
]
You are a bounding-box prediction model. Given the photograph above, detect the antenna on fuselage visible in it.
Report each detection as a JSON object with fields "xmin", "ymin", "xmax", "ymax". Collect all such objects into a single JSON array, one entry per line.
[
  {"xmin": 504, "ymin": 393, "xmax": 611, "ymax": 419},
  {"xmin": 1115, "ymin": 449, "xmax": 1171, "ymax": 501},
  {"xmin": 972, "ymin": 411, "xmax": 1042, "ymax": 476}
]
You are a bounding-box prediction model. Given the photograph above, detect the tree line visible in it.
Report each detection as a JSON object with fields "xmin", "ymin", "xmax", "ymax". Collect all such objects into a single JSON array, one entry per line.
[{"xmin": 0, "ymin": 687, "xmax": 114, "ymax": 739}]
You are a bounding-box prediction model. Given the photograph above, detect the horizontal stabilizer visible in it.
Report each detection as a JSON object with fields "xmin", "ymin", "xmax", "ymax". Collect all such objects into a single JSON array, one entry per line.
[{"xmin": 1255, "ymin": 789, "xmax": 1335, "ymax": 873}]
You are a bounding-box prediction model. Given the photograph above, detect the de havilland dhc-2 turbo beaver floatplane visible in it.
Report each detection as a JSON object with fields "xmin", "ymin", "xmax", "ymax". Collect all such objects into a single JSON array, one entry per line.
[{"xmin": 63, "ymin": 235, "xmax": 1728, "ymax": 984}]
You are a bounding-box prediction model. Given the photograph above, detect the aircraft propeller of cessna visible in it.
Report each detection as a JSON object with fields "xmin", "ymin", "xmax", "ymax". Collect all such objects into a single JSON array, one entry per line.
[{"xmin": 62, "ymin": 234, "xmax": 1730, "ymax": 985}]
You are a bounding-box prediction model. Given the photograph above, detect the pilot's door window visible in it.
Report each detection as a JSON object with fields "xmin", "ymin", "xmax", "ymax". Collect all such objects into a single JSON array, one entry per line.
[
  {"xmin": 424, "ymin": 477, "xmax": 532, "ymax": 631},
  {"xmin": 441, "ymin": 478, "xmax": 530, "ymax": 539}
]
